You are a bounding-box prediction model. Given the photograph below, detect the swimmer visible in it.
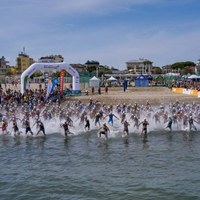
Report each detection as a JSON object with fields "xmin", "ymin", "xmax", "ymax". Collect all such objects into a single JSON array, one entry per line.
[
  {"xmin": 104, "ymin": 112, "xmax": 119, "ymax": 126},
  {"xmin": 24, "ymin": 119, "xmax": 34, "ymax": 135},
  {"xmin": 138, "ymin": 118, "xmax": 149, "ymax": 142},
  {"xmin": 1, "ymin": 119, "xmax": 8, "ymax": 134},
  {"xmin": 165, "ymin": 116, "xmax": 173, "ymax": 132},
  {"xmin": 98, "ymin": 123, "xmax": 110, "ymax": 140},
  {"xmin": 36, "ymin": 120, "xmax": 46, "ymax": 136},
  {"xmin": 94, "ymin": 113, "xmax": 101, "ymax": 127},
  {"xmin": 188, "ymin": 116, "xmax": 198, "ymax": 131},
  {"xmin": 121, "ymin": 112, "xmax": 126, "ymax": 124},
  {"xmin": 84, "ymin": 117, "xmax": 90, "ymax": 131},
  {"xmin": 12, "ymin": 120, "xmax": 21, "ymax": 136},
  {"xmin": 123, "ymin": 120, "xmax": 130, "ymax": 136},
  {"xmin": 61, "ymin": 120, "xmax": 73, "ymax": 137}
]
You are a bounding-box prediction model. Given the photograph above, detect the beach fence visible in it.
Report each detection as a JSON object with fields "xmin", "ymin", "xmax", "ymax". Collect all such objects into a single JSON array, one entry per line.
[
  {"xmin": 31, "ymin": 71, "xmax": 97, "ymax": 90},
  {"xmin": 79, "ymin": 71, "xmax": 96, "ymax": 90},
  {"xmin": 172, "ymin": 87, "xmax": 200, "ymax": 98},
  {"xmin": 0, "ymin": 72, "xmax": 98, "ymax": 92}
]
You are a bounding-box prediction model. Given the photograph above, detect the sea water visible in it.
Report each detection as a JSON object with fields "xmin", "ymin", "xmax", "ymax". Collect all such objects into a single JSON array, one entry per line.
[{"xmin": 0, "ymin": 116, "xmax": 200, "ymax": 200}]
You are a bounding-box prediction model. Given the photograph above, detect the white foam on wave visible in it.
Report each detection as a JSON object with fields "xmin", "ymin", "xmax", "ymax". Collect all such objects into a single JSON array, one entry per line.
[{"xmin": 1, "ymin": 104, "xmax": 200, "ymax": 139}]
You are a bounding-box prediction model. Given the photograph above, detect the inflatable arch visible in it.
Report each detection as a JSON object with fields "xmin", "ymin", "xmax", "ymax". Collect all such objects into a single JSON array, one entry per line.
[{"xmin": 21, "ymin": 62, "xmax": 80, "ymax": 94}]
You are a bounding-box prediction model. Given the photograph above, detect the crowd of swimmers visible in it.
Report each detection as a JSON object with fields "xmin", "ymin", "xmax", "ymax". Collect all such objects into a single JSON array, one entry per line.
[{"xmin": 0, "ymin": 85, "xmax": 200, "ymax": 142}]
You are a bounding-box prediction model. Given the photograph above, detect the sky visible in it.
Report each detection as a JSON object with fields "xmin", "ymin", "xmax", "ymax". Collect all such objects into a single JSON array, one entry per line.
[{"xmin": 0, "ymin": 0, "xmax": 200, "ymax": 69}]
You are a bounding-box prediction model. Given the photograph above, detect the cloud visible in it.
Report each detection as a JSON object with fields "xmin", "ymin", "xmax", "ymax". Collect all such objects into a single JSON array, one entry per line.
[
  {"xmin": 59, "ymin": 27, "xmax": 200, "ymax": 68},
  {"xmin": 0, "ymin": 0, "xmax": 199, "ymax": 68}
]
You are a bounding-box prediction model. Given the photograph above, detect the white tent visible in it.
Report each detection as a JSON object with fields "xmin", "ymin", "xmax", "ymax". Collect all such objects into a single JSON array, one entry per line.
[
  {"xmin": 164, "ymin": 73, "xmax": 180, "ymax": 76},
  {"xmin": 89, "ymin": 76, "xmax": 100, "ymax": 88},
  {"xmin": 188, "ymin": 75, "xmax": 200, "ymax": 79},
  {"xmin": 107, "ymin": 76, "xmax": 117, "ymax": 81}
]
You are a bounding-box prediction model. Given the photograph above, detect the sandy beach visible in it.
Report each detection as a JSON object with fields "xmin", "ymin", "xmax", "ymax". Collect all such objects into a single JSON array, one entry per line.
[
  {"xmin": 2, "ymin": 83, "xmax": 199, "ymax": 105},
  {"xmin": 69, "ymin": 87, "xmax": 199, "ymax": 105}
]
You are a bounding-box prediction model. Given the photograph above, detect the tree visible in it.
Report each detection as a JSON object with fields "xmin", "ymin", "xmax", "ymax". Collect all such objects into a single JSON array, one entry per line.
[
  {"xmin": 181, "ymin": 66, "xmax": 195, "ymax": 75},
  {"xmin": 171, "ymin": 61, "xmax": 195, "ymax": 70},
  {"xmin": 144, "ymin": 60, "xmax": 153, "ymax": 65},
  {"xmin": 9, "ymin": 67, "xmax": 18, "ymax": 75},
  {"xmin": 151, "ymin": 66, "xmax": 162, "ymax": 74}
]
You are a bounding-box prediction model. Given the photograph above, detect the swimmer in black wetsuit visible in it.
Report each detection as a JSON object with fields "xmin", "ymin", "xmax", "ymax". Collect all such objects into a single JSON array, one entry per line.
[
  {"xmin": 139, "ymin": 118, "xmax": 149, "ymax": 142},
  {"xmin": 12, "ymin": 120, "xmax": 21, "ymax": 136},
  {"xmin": 24, "ymin": 119, "xmax": 33, "ymax": 135},
  {"xmin": 84, "ymin": 117, "xmax": 90, "ymax": 131},
  {"xmin": 36, "ymin": 120, "xmax": 46, "ymax": 136},
  {"xmin": 61, "ymin": 121, "xmax": 73, "ymax": 137},
  {"xmin": 165, "ymin": 117, "xmax": 173, "ymax": 132},
  {"xmin": 98, "ymin": 123, "xmax": 110, "ymax": 139},
  {"xmin": 188, "ymin": 116, "xmax": 198, "ymax": 131},
  {"xmin": 123, "ymin": 120, "xmax": 130, "ymax": 136}
]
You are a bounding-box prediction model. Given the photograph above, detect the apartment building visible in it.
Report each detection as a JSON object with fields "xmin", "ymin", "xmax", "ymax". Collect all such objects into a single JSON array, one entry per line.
[
  {"xmin": 126, "ymin": 58, "xmax": 153, "ymax": 74},
  {"xmin": 16, "ymin": 52, "xmax": 35, "ymax": 74}
]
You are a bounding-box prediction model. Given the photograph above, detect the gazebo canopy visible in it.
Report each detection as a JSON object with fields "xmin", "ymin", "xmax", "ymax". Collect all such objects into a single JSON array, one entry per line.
[
  {"xmin": 89, "ymin": 76, "xmax": 100, "ymax": 88},
  {"xmin": 90, "ymin": 76, "xmax": 100, "ymax": 81},
  {"xmin": 107, "ymin": 76, "xmax": 117, "ymax": 81}
]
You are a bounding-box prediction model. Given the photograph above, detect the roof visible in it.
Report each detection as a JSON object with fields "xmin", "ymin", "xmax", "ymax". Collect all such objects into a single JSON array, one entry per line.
[
  {"xmin": 107, "ymin": 76, "xmax": 117, "ymax": 81},
  {"xmin": 90, "ymin": 76, "xmax": 100, "ymax": 81},
  {"xmin": 126, "ymin": 59, "xmax": 152, "ymax": 64}
]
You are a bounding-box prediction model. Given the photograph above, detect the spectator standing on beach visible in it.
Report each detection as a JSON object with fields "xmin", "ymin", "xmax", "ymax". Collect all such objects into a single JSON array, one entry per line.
[
  {"xmin": 105, "ymin": 86, "xmax": 108, "ymax": 94},
  {"xmin": 92, "ymin": 87, "xmax": 94, "ymax": 95},
  {"xmin": 98, "ymin": 87, "xmax": 101, "ymax": 95}
]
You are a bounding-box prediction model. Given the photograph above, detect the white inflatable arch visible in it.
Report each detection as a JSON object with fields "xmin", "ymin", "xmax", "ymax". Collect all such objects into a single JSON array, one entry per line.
[{"xmin": 21, "ymin": 62, "xmax": 80, "ymax": 94}]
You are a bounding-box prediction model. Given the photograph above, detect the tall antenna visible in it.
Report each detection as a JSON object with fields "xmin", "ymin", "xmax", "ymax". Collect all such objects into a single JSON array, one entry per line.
[{"xmin": 23, "ymin": 47, "xmax": 26, "ymax": 54}]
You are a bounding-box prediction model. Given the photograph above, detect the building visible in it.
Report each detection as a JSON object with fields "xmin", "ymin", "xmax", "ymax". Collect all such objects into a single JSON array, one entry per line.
[
  {"xmin": 0, "ymin": 56, "xmax": 10, "ymax": 77},
  {"xmin": 0, "ymin": 56, "xmax": 9, "ymax": 68},
  {"xmin": 38, "ymin": 55, "xmax": 64, "ymax": 63},
  {"xmin": 70, "ymin": 64, "xmax": 86, "ymax": 73},
  {"xmin": 126, "ymin": 58, "xmax": 153, "ymax": 74},
  {"xmin": 162, "ymin": 65, "xmax": 180, "ymax": 74},
  {"xmin": 195, "ymin": 60, "xmax": 200, "ymax": 75},
  {"xmin": 16, "ymin": 52, "xmax": 35, "ymax": 74}
]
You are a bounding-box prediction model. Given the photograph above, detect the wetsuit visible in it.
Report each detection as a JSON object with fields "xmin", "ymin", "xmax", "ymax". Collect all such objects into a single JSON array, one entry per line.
[
  {"xmin": 37, "ymin": 121, "xmax": 46, "ymax": 135},
  {"xmin": 63, "ymin": 122, "xmax": 70, "ymax": 136},
  {"xmin": 166, "ymin": 118, "xmax": 173, "ymax": 131},
  {"xmin": 99, "ymin": 126, "xmax": 109, "ymax": 138},
  {"xmin": 189, "ymin": 117, "xmax": 197, "ymax": 131},
  {"xmin": 85, "ymin": 119, "xmax": 90, "ymax": 130},
  {"xmin": 25, "ymin": 120, "xmax": 33, "ymax": 135}
]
